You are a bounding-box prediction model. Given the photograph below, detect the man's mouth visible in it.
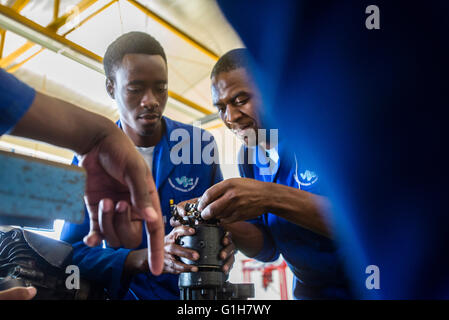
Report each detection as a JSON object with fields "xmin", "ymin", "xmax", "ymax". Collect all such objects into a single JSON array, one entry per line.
[
  {"xmin": 137, "ymin": 113, "xmax": 160, "ymax": 124},
  {"xmin": 138, "ymin": 111, "xmax": 159, "ymax": 118},
  {"xmin": 232, "ymin": 123, "xmax": 253, "ymax": 135}
]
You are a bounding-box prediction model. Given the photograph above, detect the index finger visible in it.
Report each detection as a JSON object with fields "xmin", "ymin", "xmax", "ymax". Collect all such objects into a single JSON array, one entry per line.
[
  {"xmin": 197, "ymin": 180, "xmax": 229, "ymax": 212},
  {"xmin": 83, "ymin": 201, "xmax": 103, "ymax": 247},
  {"xmin": 124, "ymin": 166, "xmax": 165, "ymax": 274},
  {"xmin": 201, "ymin": 195, "xmax": 231, "ymax": 221},
  {"xmin": 145, "ymin": 213, "xmax": 165, "ymax": 276},
  {"xmin": 170, "ymin": 226, "xmax": 196, "ymax": 240}
]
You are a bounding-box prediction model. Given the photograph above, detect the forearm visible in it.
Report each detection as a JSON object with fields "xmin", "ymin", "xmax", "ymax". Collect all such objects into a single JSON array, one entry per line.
[
  {"xmin": 10, "ymin": 91, "xmax": 116, "ymax": 155},
  {"xmin": 224, "ymin": 221, "xmax": 264, "ymax": 258},
  {"xmin": 266, "ymin": 183, "xmax": 333, "ymax": 238}
]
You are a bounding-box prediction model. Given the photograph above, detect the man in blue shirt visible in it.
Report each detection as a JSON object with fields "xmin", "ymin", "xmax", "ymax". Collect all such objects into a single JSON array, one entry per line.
[
  {"xmin": 183, "ymin": 49, "xmax": 352, "ymax": 299},
  {"xmin": 216, "ymin": 0, "xmax": 449, "ymax": 299},
  {"xmin": 60, "ymin": 32, "xmax": 233, "ymax": 300},
  {"xmin": 0, "ymin": 67, "xmax": 166, "ymax": 299}
]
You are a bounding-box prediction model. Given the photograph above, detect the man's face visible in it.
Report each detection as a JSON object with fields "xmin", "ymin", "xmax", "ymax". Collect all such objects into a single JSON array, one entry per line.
[
  {"xmin": 211, "ymin": 68, "xmax": 264, "ymax": 146},
  {"xmin": 107, "ymin": 53, "xmax": 168, "ymax": 144}
]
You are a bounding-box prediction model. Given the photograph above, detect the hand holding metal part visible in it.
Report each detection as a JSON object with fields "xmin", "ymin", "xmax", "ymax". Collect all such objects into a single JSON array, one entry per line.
[
  {"xmin": 170, "ymin": 199, "xmax": 252, "ymax": 300},
  {"xmin": 170, "ymin": 199, "xmax": 235, "ymax": 274}
]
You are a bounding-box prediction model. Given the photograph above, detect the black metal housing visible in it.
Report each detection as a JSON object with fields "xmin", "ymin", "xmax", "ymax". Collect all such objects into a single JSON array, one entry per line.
[
  {"xmin": 177, "ymin": 224, "xmax": 254, "ymax": 300},
  {"xmin": 0, "ymin": 227, "xmax": 106, "ymax": 300}
]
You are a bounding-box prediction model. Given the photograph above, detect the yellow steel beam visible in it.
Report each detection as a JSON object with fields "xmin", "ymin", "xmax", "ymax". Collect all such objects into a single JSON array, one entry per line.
[
  {"xmin": 2, "ymin": 0, "xmax": 117, "ymax": 69},
  {"xmin": 0, "ymin": 0, "xmax": 97, "ymax": 67},
  {"xmin": 0, "ymin": 30, "xmax": 5, "ymax": 58},
  {"xmin": 127, "ymin": 0, "xmax": 219, "ymax": 61},
  {"xmin": 0, "ymin": 4, "xmax": 103, "ymax": 71},
  {"xmin": 53, "ymin": 0, "xmax": 60, "ymax": 20},
  {"xmin": 0, "ymin": 0, "xmax": 29, "ymax": 58},
  {"xmin": 167, "ymin": 91, "xmax": 212, "ymax": 115},
  {"xmin": 47, "ymin": 0, "xmax": 98, "ymax": 31},
  {"xmin": 0, "ymin": 40, "xmax": 33, "ymax": 67},
  {"xmin": 204, "ymin": 122, "xmax": 224, "ymax": 131},
  {"xmin": 6, "ymin": 47, "xmax": 44, "ymax": 73},
  {"xmin": 0, "ymin": 1, "xmax": 213, "ymax": 115},
  {"xmin": 3, "ymin": 0, "xmax": 117, "ymax": 72},
  {"xmin": 10, "ymin": 0, "xmax": 30, "ymax": 12},
  {"xmin": 62, "ymin": 0, "xmax": 117, "ymax": 36}
]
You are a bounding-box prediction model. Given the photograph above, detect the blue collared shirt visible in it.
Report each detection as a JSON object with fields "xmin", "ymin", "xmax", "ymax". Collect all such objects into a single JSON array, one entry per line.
[{"xmin": 239, "ymin": 142, "xmax": 352, "ymax": 299}]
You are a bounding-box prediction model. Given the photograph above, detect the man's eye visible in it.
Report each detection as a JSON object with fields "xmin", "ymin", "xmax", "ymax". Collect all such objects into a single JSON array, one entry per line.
[
  {"xmin": 127, "ymin": 87, "xmax": 142, "ymax": 93},
  {"xmin": 235, "ymin": 97, "xmax": 249, "ymax": 105},
  {"xmin": 216, "ymin": 105, "xmax": 226, "ymax": 113},
  {"xmin": 157, "ymin": 84, "xmax": 168, "ymax": 92}
]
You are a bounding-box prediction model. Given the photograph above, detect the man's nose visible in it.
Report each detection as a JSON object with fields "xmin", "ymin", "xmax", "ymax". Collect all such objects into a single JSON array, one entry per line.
[
  {"xmin": 225, "ymin": 104, "xmax": 241, "ymax": 124},
  {"xmin": 141, "ymin": 89, "xmax": 159, "ymax": 109}
]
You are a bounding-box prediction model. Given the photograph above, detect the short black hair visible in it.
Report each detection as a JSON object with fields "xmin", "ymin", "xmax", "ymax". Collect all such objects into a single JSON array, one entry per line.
[
  {"xmin": 103, "ymin": 31, "xmax": 166, "ymax": 79},
  {"xmin": 210, "ymin": 48, "xmax": 250, "ymax": 79}
]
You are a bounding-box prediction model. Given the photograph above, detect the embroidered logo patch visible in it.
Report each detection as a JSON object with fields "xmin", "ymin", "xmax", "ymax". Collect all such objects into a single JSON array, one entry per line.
[
  {"xmin": 176, "ymin": 176, "xmax": 193, "ymax": 188},
  {"xmin": 168, "ymin": 176, "xmax": 199, "ymax": 192},
  {"xmin": 295, "ymin": 170, "xmax": 318, "ymax": 187}
]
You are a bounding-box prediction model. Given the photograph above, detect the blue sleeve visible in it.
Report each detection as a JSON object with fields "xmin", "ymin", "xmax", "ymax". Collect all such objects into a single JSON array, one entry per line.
[
  {"xmin": 212, "ymin": 157, "xmax": 223, "ymax": 185},
  {"xmin": 237, "ymin": 146, "xmax": 254, "ymax": 179},
  {"xmin": 201, "ymin": 129, "xmax": 223, "ymax": 185},
  {"xmin": 71, "ymin": 241, "xmax": 130, "ymax": 299},
  {"xmin": 236, "ymin": 147, "xmax": 278, "ymax": 261},
  {"xmin": 248, "ymin": 216, "xmax": 280, "ymax": 263},
  {"xmin": 0, "ymin": 69, "xmax": 36, "ymax": 135},
  {"xmin": 60, "ymin": 208, "xmax": 131, "ymax": 299}
]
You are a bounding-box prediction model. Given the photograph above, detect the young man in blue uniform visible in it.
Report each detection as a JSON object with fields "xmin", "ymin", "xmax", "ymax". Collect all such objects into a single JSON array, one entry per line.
[
  {"xmin": 0, "ymin": 68, "xmax": 166, "ymax": 300},
  {"xmin": 179, "ymin": 49, "xmax": 353, "ymax": 299},
  {"xmin": 216, "ymin": 0, "xmax": 449, "ymax": 300},
  {"xmin": 60, "ymin": 32, "xmax": 233, "ymax": 300}
]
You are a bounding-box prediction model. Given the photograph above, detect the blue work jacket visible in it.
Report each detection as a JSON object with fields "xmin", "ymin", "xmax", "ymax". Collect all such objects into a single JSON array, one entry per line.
[
  {"xmin": 60, "ymin": 116, "xmax": 223, "ymax": 299},
  {"xmin": 238, "ymin": 142, "xmax": 352, "ymax": 299}
]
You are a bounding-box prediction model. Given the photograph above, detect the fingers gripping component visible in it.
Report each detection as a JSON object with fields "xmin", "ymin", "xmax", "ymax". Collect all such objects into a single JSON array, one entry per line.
[
  {"xmin": 170, "ymin": 200, "xmax": 218, "ymax": 226},
  {"xmin": 170, "ymin": 200, "xmax": 254, "ymax": 300}
]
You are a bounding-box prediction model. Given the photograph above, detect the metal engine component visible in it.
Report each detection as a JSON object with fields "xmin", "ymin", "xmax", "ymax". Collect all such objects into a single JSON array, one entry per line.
[
  {"xmin": 172, "ymin": 201, "xmax": 205, "ymax": 225},
  {"xmin": 0, "ymin": 227, "xmax": 106, "ymax": 300},
  {"xmin": 171, "ymin": 200, "xmax": 254, "ymax": 300}
]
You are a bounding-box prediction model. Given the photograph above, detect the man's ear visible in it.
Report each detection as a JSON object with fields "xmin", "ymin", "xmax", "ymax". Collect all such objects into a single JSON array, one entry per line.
[{"xmin": 106, "ymin": 78, "xmax": 115, "ymax": 99}]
